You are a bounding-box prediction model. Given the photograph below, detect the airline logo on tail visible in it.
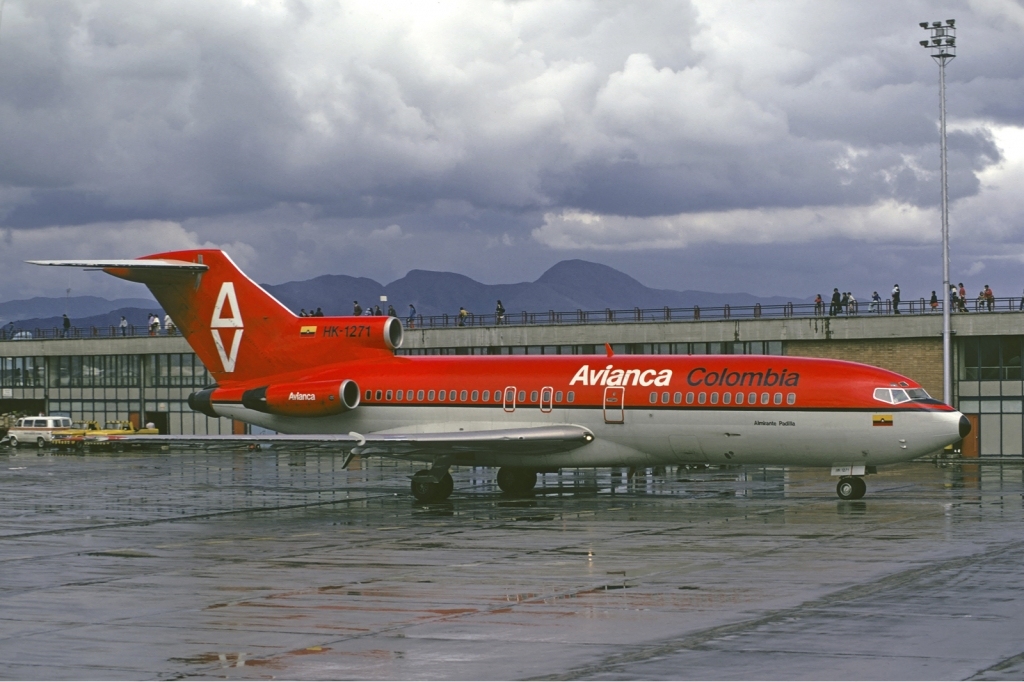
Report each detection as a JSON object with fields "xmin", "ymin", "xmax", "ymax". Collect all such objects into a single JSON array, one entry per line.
[{"xmin": 210, "ymin": 282, "xmax": 243, "ymax": 372}]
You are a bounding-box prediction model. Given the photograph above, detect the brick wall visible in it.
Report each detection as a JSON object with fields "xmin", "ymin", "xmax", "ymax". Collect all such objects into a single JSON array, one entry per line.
[{"xmin": 785, "ymin": 338, "xmax": 944, "ymax": 399}]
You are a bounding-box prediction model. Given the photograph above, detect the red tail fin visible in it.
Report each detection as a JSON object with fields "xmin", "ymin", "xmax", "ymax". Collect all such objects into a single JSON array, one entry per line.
[{"xmin": 103, "ymin": 250, "xmax": 400, "ymax": 383}]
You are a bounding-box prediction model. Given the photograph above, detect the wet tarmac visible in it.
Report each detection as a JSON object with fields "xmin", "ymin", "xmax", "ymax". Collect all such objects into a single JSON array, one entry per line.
[{"xmin": 1, "ymin": 449, "xmax": 1023, "ymax": 680}]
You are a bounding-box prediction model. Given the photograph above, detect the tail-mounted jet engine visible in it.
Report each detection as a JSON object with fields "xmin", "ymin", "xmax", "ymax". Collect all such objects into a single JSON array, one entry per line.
[
  {"xmin": 187, "ymin": 380, "xmax": 360, "ymax": 418},
  {"xmin": 241, "ymin": 379, "xmax": 360, "ymax": 417}
]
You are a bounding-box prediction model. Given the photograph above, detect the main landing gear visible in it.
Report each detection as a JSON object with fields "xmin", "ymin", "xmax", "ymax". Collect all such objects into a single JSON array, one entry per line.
[
  {"xmin": 836, "ymin": 476, "xmax": 867, "ymax": 500},
  {"xmin": 410, "ymin": 469, "xmax": 454, "ymax": 503},
  {"xmin": 496, "ymin": 467, "xmax": 537, "ymax": 496}
]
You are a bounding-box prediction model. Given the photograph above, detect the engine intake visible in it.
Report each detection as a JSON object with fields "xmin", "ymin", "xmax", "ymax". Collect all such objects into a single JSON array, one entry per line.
[
  {"xmin": 188, "ymin": 387, "xmax": 218, "ymax": 418},
  {"xmin": 241, "ymin": 379, "xmax": 359, "ymax": 417}
]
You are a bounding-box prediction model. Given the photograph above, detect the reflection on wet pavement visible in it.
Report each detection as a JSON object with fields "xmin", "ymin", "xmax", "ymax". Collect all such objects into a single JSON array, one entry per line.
[{"xmin": 1, "ymin": 450, "xmax": 1023, "ymax": 679}]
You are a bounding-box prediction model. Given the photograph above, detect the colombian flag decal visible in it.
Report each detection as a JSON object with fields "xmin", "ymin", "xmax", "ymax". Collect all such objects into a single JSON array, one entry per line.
[
  {"xmin": 873, "ymin": 414, "xmax": 893, "ymax": 427},
  {"xmin": 300, "ymin": 326, "xmax": 317, "ymax": 337}
]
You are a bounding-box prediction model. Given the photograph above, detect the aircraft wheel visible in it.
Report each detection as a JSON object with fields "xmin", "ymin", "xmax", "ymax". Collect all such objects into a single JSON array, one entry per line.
[
  {"xmin": 411, "ymin": 470, "xmax": 453, "ymax": 503},
  {"xmin": 496, "ymin": 467, "xmax": 537, "ymax": 496},
  {"xmin": 836, "ymin": 476, "xmax": 866, "ymax": 500},
  {"xmin": 438, "ymin": 472, "xmax": 454, "ymax": 499},
  {"xmin": 852, "ymin": 476, "xmax": 867, "ymax": 499}
]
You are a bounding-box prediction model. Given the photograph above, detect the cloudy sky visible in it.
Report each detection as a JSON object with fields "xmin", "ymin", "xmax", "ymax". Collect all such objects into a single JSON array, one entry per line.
[{"xmin": 1, "ymin": 0, "xmax": 1023, "ymax": 304}]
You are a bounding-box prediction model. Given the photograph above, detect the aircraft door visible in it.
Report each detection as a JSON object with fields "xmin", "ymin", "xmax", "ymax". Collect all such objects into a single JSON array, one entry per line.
[
  {"xmin": 603, "ymin": 386, "xmax": 625, "ymax": 424},
  {"xmin": 540, "ymin": 386, "xmax": 553, "ymax": 413},
  {"xmin": 503, "ymin": 386, "xmax": 516, "ymax": 413}
]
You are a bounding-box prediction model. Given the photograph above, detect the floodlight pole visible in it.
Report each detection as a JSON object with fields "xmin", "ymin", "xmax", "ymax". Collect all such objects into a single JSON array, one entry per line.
[{"xmin": 920, "ymin": 20, "xmax": 955, "ymax": 406}]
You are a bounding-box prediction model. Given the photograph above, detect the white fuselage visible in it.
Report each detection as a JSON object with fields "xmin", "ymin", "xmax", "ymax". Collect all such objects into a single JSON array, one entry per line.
[{"xmin": 214, "ymin": 402, "xmax": 964, "ymax": 470}]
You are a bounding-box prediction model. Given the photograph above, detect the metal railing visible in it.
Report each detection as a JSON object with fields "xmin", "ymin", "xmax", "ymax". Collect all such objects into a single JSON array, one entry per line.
[
  {"xmin": 0, "ymin": 325, "xmax": 181, "ymax": 341},
  {"xmin": 399, "ymin": 296, "xmax": 1024, "ymax": 329},
  {"xmin": 3, "ymin": 296, "xmax": 1023, "ymax": 341}
]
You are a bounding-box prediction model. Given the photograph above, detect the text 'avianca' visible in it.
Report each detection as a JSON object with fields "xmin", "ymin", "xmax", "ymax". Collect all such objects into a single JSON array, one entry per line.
[{"xmin": 570, "ymin": 365, "xmax": 673, "ymax": 387}]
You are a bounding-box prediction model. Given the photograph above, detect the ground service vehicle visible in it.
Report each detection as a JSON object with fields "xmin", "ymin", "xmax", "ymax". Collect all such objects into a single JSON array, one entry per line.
[
  {"xmin": 51, "ymin": 421, "xmax": 159, "ymax": 450},
  {"xmin": 5, "ymin": 416, "xmax": 74, "ymax": 448},
  {"xmin": 28, "ymin": 250, "xmax": 970, "ymax": 501}
]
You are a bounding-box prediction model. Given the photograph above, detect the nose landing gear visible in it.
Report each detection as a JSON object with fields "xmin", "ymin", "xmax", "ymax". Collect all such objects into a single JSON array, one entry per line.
[{"xmin": 836, "ymin": 476, "xmax": 866, "ymax": 500}]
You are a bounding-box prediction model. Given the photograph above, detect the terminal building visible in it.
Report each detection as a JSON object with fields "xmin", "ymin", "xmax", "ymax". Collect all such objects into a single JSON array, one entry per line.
[{"xmin": 2, "ymin": 311, "xmax": 1023, "ymax": 456}]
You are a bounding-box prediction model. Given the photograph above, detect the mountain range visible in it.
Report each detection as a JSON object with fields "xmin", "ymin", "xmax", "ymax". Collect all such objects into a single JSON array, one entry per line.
[
  {"xmin": 264, "ymin": 260, "xmax": 801, "ymax": 318},
  {"xmin": 2, "ymin": 260, "xmax": 804, "ymax": 331}
]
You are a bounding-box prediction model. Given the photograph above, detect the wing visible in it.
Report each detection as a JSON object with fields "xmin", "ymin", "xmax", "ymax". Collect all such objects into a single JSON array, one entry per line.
[{"xmin": 83, "ymin": 425, "xmax": 595, "ymax": 458}]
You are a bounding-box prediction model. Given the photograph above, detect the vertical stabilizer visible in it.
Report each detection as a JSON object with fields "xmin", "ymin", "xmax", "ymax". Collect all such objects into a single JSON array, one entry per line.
[{"xmin": 28, "ymin": 250, "xmax": 403, "ymax": 383}]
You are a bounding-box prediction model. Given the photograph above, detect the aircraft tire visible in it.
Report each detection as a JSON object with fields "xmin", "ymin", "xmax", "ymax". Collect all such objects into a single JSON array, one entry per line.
[
  {"xmin": 496, "ymin": 467, "xmax": 537, "ymax": 496},
  {"xmin": 411, "ymin": 470, "xmax": 454, "ymax": 503},
  {"xmin": 852, "ymin": 476, "xmax": 867, "ymax": 499},
  {"xmin": 438, "ymin": 472, "xmax": 454, "ymax": 499},
  {"xmin": 836, "ymin": 476, "xmax": 866, "ymax": 500}
]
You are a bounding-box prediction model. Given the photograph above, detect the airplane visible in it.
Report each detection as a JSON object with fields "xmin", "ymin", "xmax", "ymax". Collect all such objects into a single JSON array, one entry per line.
[{"xmin": 27, "ymin": 250, "xmax": 970, "ymax": 502}]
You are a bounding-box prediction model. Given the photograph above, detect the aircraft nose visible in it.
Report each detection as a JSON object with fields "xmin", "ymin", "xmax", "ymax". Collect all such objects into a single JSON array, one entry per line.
[{"xmin": 959, "ymin": 414, "xmax": 972, "ymax": 439}]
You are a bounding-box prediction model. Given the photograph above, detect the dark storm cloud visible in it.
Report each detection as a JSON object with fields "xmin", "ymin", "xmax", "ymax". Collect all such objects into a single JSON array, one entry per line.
[{"xmin": 0, "ymin": 0, "xmax": 1023, "ymax": 302}]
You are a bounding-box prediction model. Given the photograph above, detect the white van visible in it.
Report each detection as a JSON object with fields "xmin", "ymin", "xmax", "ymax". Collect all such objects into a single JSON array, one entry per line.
[{"xmin": 6, "ymin": 416, "xmax": 73, "ymax": 448}]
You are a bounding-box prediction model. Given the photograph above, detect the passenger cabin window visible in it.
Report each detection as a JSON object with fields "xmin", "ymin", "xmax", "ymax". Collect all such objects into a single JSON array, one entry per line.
[
  {"xmin": 773, "ymin": 392, "xmax": 783, "ymax": 405},
  {"xmin": 698, "ymin": 392, "xmax": 706, "ymax": 404},
  {"xmin": 686, "ymin": 392, "xmax": 694, "ymax": 404},
  {"xmin": 760, "ymin": 392, "xmax": 769, "ymax": 405},
  {"xmin": 749, "ymin": 392, "xmax": 757, "ymax": 405},
  {"xmin": 365, "ymin": 390, "xmax": 372, "ymax": 400},
  {"xmin": 396, "ymin": 390, "xmax": 403, "ymax": 400},
  {"xmin": 386, "ymin": 390, "xmax": 393, "ymax": 401},
  {"xmin": 482, "ymin": 390, "xmax": 490, "ymax": 401},
  {"xmin": 531, "ymin": 390, "xmax": 538, "ymax": 402},
  {"xmin": 438, "ymin": 390, "xmax": 446, "ymax": 400},
  {"xmin": 460, "ymin": 390, "xmax": 468, "ymax": 401},
  {"xmin": 787, "ymin": 392, "xmax": 796, "ymax": 405},
  {"xmin": 735, "ymin": 392, "xmax": 744, "ymax": 405},
  {"xmin": 428, "ymin": 390, "xmax": 435, "ymax": 400},
  {"xmin": 518, "ymin": 390, "xmax": 526, "ymax": 402},
  {"xmin": 472, "ymin": 390, "xmax": 479, "ymax": 401},
  {"xmin": 555, "ymin": 391, "xmax": 563, "ymax": 402},
  {"xmin": 661, "ymin": 392, "xmax": 669, "ymax": 404},
  {"xmin": 710, "ymin": 392, "xmax": 719, "ymax": 404},
  {"xmin": 722, "ymin": 392, "xmax": 731, "ymax": 405},
  {"xmin": 673, "ymin": 392, "xmax": 682, "ymax": 404},
  {"xmin": 649, "ymin": 392, "xmax": 657, "ymax": 403},
  {"xmin": 417, "ymin": 390, "xmax": 425, "ymax": 401},
  {"xmin": 375, "ymin": 390, "xmax": 383, "ymax": 400},
  {"xmin": 567, "ymin": 391, "xmax": 575, "ymax": 402}
]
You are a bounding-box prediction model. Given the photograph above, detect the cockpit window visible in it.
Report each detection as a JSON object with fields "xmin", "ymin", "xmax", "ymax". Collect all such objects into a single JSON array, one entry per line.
[{"xmin": 874, "ymin": 387, "xmax": 931, "ymax": 404}]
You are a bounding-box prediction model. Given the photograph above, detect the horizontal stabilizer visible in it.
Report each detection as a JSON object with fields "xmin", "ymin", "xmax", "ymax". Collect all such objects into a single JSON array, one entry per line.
[{"xmin": 26, "ymin": 259, "xmax": 208, "ymax": 272}]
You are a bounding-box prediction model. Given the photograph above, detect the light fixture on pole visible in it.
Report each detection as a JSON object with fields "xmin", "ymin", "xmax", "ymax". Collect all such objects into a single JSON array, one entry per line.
[{"xmin": 920, "ymin": 19, "xmax": 955, "ymax": 406}]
